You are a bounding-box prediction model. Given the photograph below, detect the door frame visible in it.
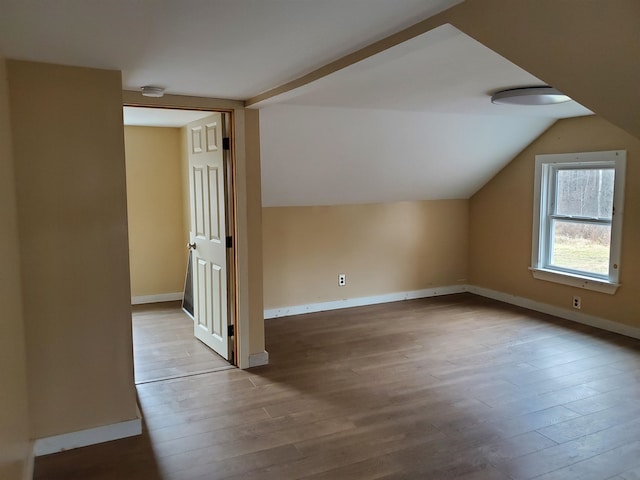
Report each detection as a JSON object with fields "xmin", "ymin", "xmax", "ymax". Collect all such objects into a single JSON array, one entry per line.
[{"xmin": 123, "ymin": 100, "xmax": 240, "ymax": 367}]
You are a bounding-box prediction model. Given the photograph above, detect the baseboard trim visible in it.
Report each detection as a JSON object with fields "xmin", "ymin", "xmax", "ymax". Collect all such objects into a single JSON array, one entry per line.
[
  {"xmin": 248, "ymin": 350, "xmax": 269, "ymax": 368},
  {"xmin": 34, "ymin": 416, "xmax": 142, "ymax": 457},
  {"xmin": 131, "ymin": 292, "xmax": 182, "ymax": 305},
  {"xmin": 24, "ymin": 441, "xmax": 34, "ymax": 480},
  {"xmin": 467, "ymin": 285, "xmax": 640, "ymax": 340},
  {"xmin": 264, "ymin": 285, "xmax": 467, "ymax": 319},
  {"xmin": 264, "ymin": 283, "xmax": 640, "ymax": 342}
]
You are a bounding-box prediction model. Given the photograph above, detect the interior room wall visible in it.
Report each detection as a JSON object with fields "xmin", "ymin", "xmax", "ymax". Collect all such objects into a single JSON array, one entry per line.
[
  {"xmin": 245, "ymin": 109, "xmax": 265, "ymax": 352},
  {"xmin": 7, "ymin": 60, "xmax": 138, "ymax": 438},
  {"xmin": 0, "ymin": 55, "xmax": 30, "ymax": 480},
  {"xmin": 469, "ymin": 115, "xmax": 640, "ymax": 327},
  {"xmin": 449, "ymin": 0, "xmax": 640, "ymax": 140},
  {"xmin": 263, "ymin": 200, "xmax": 468, "ymax": 310},
  {"xmin": 180, "ymin": 128, "xmax": 190, "ymax": 248},
  {"xmin": 124, "ymin": 126, "xmax": 186, "ymax": 298}
]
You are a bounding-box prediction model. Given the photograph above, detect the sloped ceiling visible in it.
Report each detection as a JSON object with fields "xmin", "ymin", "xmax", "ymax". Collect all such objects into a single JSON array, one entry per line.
[
  {"xmin": 264, "ymin": 25, "xmax": 590, "ymax": 119},
  {"xmin": 0, "ymin": 0, "xmax": 595, "ymax": 207},
  {"xmin": 260, "ymin": 25, "xmax": 591, "ymax": 206},
  {"xmin": 261, "ymin": 105, "xmax": 554, "ymax": 206}
]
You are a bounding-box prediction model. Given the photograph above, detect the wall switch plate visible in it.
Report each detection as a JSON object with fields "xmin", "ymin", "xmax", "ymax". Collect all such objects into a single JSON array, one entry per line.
[{"xmin": 338, "ymin": 274, "xmax": 346, "ymax": 286}]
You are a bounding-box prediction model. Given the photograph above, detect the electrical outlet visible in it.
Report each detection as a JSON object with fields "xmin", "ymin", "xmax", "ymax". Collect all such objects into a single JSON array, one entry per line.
[
  {"xmin": 338, "ymin": 274, "xmax": 346, "ymax": 286},
  {"xmin": 572, "ymin": 296, "xmax": 581, "ymax": 309}
]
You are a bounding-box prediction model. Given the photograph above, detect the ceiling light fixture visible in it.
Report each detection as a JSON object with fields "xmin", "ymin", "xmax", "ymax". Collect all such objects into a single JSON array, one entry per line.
[
  {"xmin": 491, "ymin": 86, "xmax": 572, "ymax": 106},
  {"xmin": 141, "ymin": 86, "xmax": 165, "ymax": 98}
]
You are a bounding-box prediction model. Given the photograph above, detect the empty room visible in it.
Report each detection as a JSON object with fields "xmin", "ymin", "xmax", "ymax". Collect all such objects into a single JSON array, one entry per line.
[{"xmin": 1, "ymin": 1, "xmax": 639, "ymax": 479}]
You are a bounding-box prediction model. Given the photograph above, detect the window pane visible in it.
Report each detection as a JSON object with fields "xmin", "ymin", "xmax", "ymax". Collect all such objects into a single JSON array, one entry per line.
[
  {"xmin": 550, "ymin": 220, "xmax": 610, "ymax": 275},
  {"xmin": 556, "ymin": 168, "xmax": 614, "ymax": 218}
]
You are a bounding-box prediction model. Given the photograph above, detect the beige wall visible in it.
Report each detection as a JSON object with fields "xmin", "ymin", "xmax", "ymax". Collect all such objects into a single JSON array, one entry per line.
[
  {"xmin": 450, "ymin": 0, "xmax": 640, "ymax": 141},
  {"xmin": 263, "ymin": 200, "xmax": 468, "ymax": 309},
  {"xmin": 470, "ymin": 116, "xmax": 640, "ymax": 327},
  {"xmin": 180, "ymin": 127, "xmax": 190, "ymax": 247},
  {"xmin": 8, "ymin": 61, "xmax": 138, "ymax": 438},
  {"xmin": 245, "ymin": 110, "xmax": 265, "ymax": 352},
  {"xmin": 124, "ymin": 126, "xmax": 186, "ymax": 297},
  {"xmin": 0, "ymin": 56, "xmax": 30, "ymax": 480}
]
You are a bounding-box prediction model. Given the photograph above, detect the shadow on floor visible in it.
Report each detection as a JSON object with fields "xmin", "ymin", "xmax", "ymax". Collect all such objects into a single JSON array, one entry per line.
[{"xmin": 34, "ymin": 418, "xmax": 163, "ymax": 480}]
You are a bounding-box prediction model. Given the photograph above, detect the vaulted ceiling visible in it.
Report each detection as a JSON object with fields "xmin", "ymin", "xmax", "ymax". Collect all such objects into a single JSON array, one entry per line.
[
  {"xmin": 2, "ymin": 0, "xmax": 617, "ymax": 207},
  {"xmin": 259, "ymin": 24, "xmax": 592, "ymax": 206}
]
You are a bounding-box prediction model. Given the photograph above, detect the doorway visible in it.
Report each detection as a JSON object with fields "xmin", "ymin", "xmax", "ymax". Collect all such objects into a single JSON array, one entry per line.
[{"xmin": 123, "ymin": 106, "xmax": 238, "ymax": 383}]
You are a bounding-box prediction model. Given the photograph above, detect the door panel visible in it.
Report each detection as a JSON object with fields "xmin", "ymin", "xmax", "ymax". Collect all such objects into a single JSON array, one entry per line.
[
  {"xmin": 193, "ymin": 167, "xmax": 206, "ymax": 238},
  {"xmin": 208, "ymin": 167, "xmax": 221, "ymax": 241},
  {"xmin": 187, "ymin": 113, "xmax": 229, "ymax": 359}
]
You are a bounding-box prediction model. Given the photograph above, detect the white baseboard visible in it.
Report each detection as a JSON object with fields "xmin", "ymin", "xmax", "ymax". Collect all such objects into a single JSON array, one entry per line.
[
  {"xmin": 264, "ymin": 285, "xmax": 467, "ymax": 319},
  {"xmin": 264, "ymin": 283, "xmax": 640, "ymax": 342},
  {"xmin": 248, "ymin": 350, "xmax": 269, "ymax": 368},
  {"xmin": 131, "ymin": 292, "xmax": 182, "ymax": 305},
  {"xmin": 24, "ymin": 441, "xmax": 34, "ymax": 480},
  {"xmin": 467, "ymin": 285, "xmax": 640, "ymax": 340},
  {"xmin": 34, "ymin": 416, "xmax": 142, "ymax": 457}
]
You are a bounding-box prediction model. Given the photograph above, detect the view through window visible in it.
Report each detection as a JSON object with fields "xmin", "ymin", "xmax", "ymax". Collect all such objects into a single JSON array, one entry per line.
[
  {"xmin": 550, "ymin": 167, "xmax": 614, "ymax": 276},
  {"xmin": 531, "ymin": 150, "xmax": 626, "ymax": 293}
]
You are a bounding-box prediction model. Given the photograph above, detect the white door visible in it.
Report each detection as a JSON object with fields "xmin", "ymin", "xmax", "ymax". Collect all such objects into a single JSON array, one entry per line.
[{"xmin": 187, "ymin": 113, "xmax": 229, "ymax": 360}]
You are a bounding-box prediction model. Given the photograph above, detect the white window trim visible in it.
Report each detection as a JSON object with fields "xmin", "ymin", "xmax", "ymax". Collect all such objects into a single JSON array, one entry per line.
[{"xmin": 531, "ymin": 150, "xmax": 626, "ymax": 294}]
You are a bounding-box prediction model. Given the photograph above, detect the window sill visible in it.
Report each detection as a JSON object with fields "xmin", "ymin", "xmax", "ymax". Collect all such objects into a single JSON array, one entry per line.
[{"xmin": 529, "ymin": 267, "xmax": 620, "ymax": 294}]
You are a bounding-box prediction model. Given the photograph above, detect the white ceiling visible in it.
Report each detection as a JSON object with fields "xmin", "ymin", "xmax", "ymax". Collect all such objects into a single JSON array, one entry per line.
[
  {"xmin": 275, "ymin": 25, "xmax": 592, "ymax": 119},
  {"xmin": 123, "ymin": 107, "xmax": 212, "ymax": 127},
  {"xmin": 259, "ymin": 26, "xmax": 591, "ymax": 206},
  {"xmin": 0, "ymin": 0, "xmax": 461, "ymax": 99},
  {"xmin": 0, "ymin": 1, "xmax": 593, "ymax": 207},
  {"xmin": 260, "ymin": 105, "xmax": 554, "ymax": 206}
]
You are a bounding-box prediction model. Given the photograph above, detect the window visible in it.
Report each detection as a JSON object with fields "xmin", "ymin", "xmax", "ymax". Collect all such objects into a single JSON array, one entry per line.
[{"xmin": 531, "ymin": 150, "xmax": 626, "ymax": 294}]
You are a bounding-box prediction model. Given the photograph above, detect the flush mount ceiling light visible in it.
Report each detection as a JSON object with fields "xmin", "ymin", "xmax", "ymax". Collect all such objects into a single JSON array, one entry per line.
[
  {"xmin": 141, "ymin": 86, "xmax": 165, "ymax": 98},
  {"xmin": 491, "ymin": 86, "xmax": 572, "ymax": 106}
]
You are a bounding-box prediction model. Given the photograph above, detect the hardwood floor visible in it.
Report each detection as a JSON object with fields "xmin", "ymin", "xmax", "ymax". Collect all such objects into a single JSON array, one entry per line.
[
  {"xmin": 34, "ymin": 293, "xmax": 640, "ymax": 479},
  {"xmin": 132, "ymin": 302, "xmax": 231, "ymax": 384}
]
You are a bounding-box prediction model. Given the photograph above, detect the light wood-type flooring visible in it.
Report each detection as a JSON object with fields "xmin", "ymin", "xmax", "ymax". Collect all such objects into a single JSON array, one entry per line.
[
  {"xmin": 132, "ymin": 301, "xmax": 231, "ymax": 384},
  {"xmin": 35, "ymin": 293, "xmax": 640, "ymax": 479}
]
